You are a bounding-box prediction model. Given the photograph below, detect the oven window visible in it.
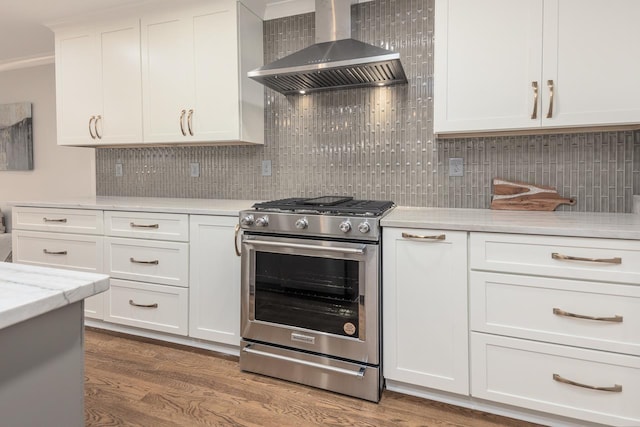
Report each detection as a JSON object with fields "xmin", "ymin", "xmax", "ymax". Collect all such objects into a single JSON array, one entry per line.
[{"xmin": 254, "ymin": 251, "xmax": 360, "ymax": 338}]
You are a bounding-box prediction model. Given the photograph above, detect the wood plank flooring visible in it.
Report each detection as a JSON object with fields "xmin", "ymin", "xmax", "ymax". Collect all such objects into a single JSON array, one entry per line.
[{"xmin": 84, "ymin": 329, "xmax": 544, "ymax": 427}]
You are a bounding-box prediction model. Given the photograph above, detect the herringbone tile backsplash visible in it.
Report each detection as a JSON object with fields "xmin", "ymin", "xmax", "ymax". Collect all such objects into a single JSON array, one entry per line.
[{"xmin": 96, "ymin": 0, "xmax": 640, "ymax": 212}]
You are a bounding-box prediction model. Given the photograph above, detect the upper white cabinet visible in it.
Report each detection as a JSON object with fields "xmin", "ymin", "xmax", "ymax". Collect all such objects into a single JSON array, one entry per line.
[
  {"xmin": 434, "ymin": 0, "xmax": 640, "ymax": 134},
  {"xmin": 141, "ymin": 0, "xmax": 264, "ymax": 145},
  {"xmin": 55, "ymin": 19, "xmax": 143, "ymax": 146}
]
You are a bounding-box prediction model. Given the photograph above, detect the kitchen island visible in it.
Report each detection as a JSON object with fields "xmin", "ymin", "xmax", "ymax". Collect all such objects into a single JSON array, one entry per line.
[{"xmin": 0, "ymin": 262, "xmax": 109, "ymax": 427}]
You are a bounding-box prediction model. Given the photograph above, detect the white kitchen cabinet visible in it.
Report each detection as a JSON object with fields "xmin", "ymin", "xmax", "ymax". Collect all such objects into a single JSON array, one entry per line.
[
  {"xmin": 188, "ymin": 215, "xmax": 241, "ymax": 346},
  {"xmin": 434, "ymin": 0, "xmax": 640, "ymax": 134},
  {"xmin": 141, "ymin": 0, "xmax": 264, "ymax": 145},
  {"xmin": 55, "ymin": 18, "xmax": 142, "ymax": 146},
  {"xmin": 382, "ymin": 227, "xmax": 469, "ymax": 395}
]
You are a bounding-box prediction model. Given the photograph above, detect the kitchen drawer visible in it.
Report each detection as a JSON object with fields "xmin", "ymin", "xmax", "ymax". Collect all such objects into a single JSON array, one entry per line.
[
  {"xmin": 104, "ymin": 211, "xmax": 188, "ymax": 242},
  {"xmin": 470, "ymin": 272, "xmax": 640, "ymax": 356},
  {"xmin": 471, "ymin": 333, "xmax": 640, "ymax": 427},
  {"xmin": 104, "ymin": 237, "xmax": 188, "ymax": 287},
  {"xmin": 12, "ymin": 207, "xmax": 103, "ymax": 235},
  {"xmin": 105, "ymin": 279, "xmax": 188, "ymax": 335},
  {"xmin": 470, "ymin": 232, "xmax": 640, "ymax": 284},
  {"xmin": 12, "ymin": 230, "xmax": 103, "ymax": 272}
]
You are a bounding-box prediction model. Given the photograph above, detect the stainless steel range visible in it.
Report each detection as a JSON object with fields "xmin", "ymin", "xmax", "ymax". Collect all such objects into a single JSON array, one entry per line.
[{"xmin": 238, "ymin": 196, "xmax": 394, "ymax": 402}]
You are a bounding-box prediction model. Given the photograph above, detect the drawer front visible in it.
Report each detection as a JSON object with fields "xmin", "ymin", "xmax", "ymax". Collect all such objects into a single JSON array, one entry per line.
[
  {"xmin": 470, "ymin": 272, "xmax": 640, "ymax": 356},
  {"xmin": 13, "ymin": 207, "xmax": 103, "ymax": 235},
  {"xmin": 471, "ymin": 333, "xmax": 640, "ymax": 426},
  {"xmin": 104, "ymin": 211, "xmax": 188, "ymax": 242},
  {"xmin": 470, "ymin": 232, "xmax": 640, "ymax": 284},
  {"xmin": 104, "ymin": 237, "xmax": 188, "ymax": 287},
  {"xmin": 105, "ymin": 279, "xmax": 188, "ymax": 335},
  {"xmin": 12, "ymin": 230, "xmax": 103, "ymax": 272}
]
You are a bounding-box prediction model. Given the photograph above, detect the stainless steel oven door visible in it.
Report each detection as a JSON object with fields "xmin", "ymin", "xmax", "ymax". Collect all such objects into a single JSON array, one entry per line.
[{"xmin": 241, "ymin": 234, "xmax": 380, "ymax": 364}]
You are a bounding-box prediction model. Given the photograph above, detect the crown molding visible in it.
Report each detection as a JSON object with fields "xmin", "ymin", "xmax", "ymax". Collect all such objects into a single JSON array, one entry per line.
[{"xmin": 0, "ymin": 53, "xmax": 55, "ymax": 73}]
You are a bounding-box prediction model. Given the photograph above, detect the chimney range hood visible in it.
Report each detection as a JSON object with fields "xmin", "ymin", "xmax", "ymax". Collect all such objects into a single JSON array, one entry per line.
[{"xmin": 248, "ymin": 0, "xmax": 407, "ymax": 95}]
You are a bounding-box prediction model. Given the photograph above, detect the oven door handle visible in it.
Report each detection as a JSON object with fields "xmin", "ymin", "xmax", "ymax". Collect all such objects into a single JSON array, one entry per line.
[
  {"xmin": 243, "ymin": 345, "xmax": 366, "ymax": 379},
  {"xmin": 245, "ymin": 239, "xmax": 366, "ymax": 255}
]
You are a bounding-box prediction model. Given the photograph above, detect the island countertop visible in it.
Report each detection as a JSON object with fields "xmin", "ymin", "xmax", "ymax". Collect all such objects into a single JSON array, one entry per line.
[{"xmin": 0, "ymin": 262, "xmax": 109, "ymax": 330}]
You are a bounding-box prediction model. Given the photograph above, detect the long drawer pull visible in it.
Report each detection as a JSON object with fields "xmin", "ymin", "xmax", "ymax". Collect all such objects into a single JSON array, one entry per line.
[
  {"xmin": 553, "ymin": 374, "xmax": 622, "ymax": 393},
  {"xmin": 130, "ymin": 222, "xmax": 160, "ymax": 229},
  {"xmin": 551, "ymin": 252, "xmax": 621, "ymax": 264},
  {"xmin": 129, "ymin": 299, "xmax": 158, "ymax": 309},
  {"xmin": 401, "ymin": 232, "xmax": 446, "ymax": 241},
  {"xmin": 553, "ymin": 308, "xmax": 623, "ymax": 323},
  {"xmin": 43, "ymin": 217, "xmax": 68, "ymax": 223},
  {"xmin": 243, "ymin": 345, "xmax": 365, "ymax": 379},
  {"xmin": 43, "ymin": 249, "xmax": 68, "ymax": 255},
  {"xmin": 129, "ymin": 257, "xmax": 159, "ymax": 265}
]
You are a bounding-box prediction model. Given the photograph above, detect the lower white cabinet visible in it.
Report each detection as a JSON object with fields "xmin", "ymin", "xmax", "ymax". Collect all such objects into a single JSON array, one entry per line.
[
  {"xmin": 188, "ymin": 215, "xmax": 241, "ymax": 346},
  {"xmin": 382, "ymin": 228, "xmax": 469, "ymax": 395}
]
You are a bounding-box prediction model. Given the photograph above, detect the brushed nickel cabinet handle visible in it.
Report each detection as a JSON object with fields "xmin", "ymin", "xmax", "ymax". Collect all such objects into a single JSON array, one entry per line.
[
  {"xmin": 551, "ymin": 252, "xmax": 621, "ymax": 264},
  {"xmin": 187, "ymin": 109, "xmax": 194, "ymax": 136},
  {"xmin": 401, "ymin": 232, "xmax": 446, "ymax": 241},
  {"xmin": 95, "ymin": 115, "xmax": 103, "ymax": 139},
  {"xmin": 129, "ymin": 222, "xmax": 159, "ymax": 229},
  {"xmin": 553, "ymin": 374, "xmax": 622, "ymax": 393},
  {"xmin": 179, "ymin": 109, "xmax": 187, "ymax": 136},
  {"xmin": 553, "ymin": 308, "xmax": 623, "ymax": 323},
  {"xmin": 43, "ymin": 217, "xmax": 67, "ymax": 223},
  {"xmin": 43, "ymin": 249, "xmax": 68, "ymax": 255},
  {"xmin": 129, "ymin": 257, "xmax": 159, "ymax": 265},
  {"xmin": 129, "ymin": 299, "xmax": 158, "ymax": 309},
  {"xmin": 531, "ymin": 81, "xmax": 538, "ymax": 119},
  {"xmin": 546, "ymin": 79, "xmax": 554, "ymax": 118},
  {"xmin": 89, "ymin": 116, "xmax": 96, "ymax": 139},
  {"xmin": 234, "ymin": 223, "xmax": 241, "ymax": 257}
]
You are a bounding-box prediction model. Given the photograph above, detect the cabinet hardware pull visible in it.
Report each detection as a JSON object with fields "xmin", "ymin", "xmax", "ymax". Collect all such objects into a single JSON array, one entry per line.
[
  {"xmin": 546, "ymin": 79, "xmax": 554, "ymax": 118},
  {"xmin": 89, "ymin": 116, "xmax": 96, "ymax": 139},
  {"xmin": 95, "ymin": 115, "xmax": 102, "ymax": 139},
  {"xmin": 179, "ymin": 109, "xmax": 187, "ymax": 136},
  {"xmin": 43, "ymin": 217, "xmax": 67, "ymax": 223},
  {"xmin": 531, "ymin": 81, "xmax": 538, "ymax": 119},
  {"xmin": 551, "ymin": 252, "xmax": 621, "ymax": 264},
  {"xmin": 401, "ymin": 232, "xmax": 446, "ymax": 241},
  {"xmin": 234, "ymin": 223, "xmax": 241, "ymax": 257},
  {"xmin": 129, "ymin": 222, "xmax": 159, "ymax": 229},
  {"xmin": 553, "ymin": 308, "xmax": 623, "ymax": 323},
  {"xmin": 43, "ymin": 249, "xmax": 68, "ymax": 255},
  {"xmin": 553, "ymin": 374, "xmax": 622, "ymax": 393},
  {"xmin": 187, "ymin": 109, "xmax": 194, "ymax": 136},
  {"xmin": 129, "ymin": 299, "xmax": 158, "ymax": 309},
  {"xmin": 129, "ymin": 257, "xmax": 159, "ymax": 265}
]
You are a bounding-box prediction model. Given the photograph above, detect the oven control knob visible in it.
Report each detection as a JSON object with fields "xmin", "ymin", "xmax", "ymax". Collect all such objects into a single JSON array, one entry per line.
[
  {"xmin": 295, "ymin": 217, "xmax": 308, "ymax": 229},
  {"xmin": 358, "ymin": 221, "xmax": 371, "ymax": 233},
  {"xmin": 240, "ymin": 214, "xmax": 255, "ymax": 226},
  {"xmin": 255, "ymin": 216, "xmax": 269, "ymax": 227},
  {"xmin": 339, "ymin": 220, "xmax": 352, "ymax": 233}
]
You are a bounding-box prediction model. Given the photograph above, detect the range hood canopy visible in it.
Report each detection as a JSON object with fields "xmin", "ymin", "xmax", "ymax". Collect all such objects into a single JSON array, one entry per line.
[{"xmin": 248, "ymin": 0, "xmax": 407, "ymax": 95}]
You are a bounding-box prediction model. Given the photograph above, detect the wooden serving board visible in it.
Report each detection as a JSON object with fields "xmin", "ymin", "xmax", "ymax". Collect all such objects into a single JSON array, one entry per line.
[{"xmin": 491, "ymin": 178, "xmax": 576, "ymax": 211}]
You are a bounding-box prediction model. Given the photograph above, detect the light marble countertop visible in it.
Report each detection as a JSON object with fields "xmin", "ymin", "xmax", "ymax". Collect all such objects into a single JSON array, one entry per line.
[
  {"xmin": 10, "ymin": 196, "xmax": 260, "ymax": 216},
  {"xmin": 0, "ymin": 262, "xmax": 109, "ymax": 330},
  {"xmin": 381, "ymin": 207, "xmax": 640, "ymax": 240}
]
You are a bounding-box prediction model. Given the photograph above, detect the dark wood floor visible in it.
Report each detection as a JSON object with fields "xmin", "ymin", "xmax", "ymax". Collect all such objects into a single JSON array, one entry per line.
[{"xmin": 84, "ymin": 329, "xmax": 544, "ymax": 427}]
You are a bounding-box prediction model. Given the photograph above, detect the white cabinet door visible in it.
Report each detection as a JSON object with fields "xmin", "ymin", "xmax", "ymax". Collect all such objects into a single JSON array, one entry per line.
[
  {"xmin": 189, "ymin": 215, "xmax": 241, "ymax": 346},
  {"xmin": 383, "ymin": 228, "xmax": 469, "ymax": 395}
]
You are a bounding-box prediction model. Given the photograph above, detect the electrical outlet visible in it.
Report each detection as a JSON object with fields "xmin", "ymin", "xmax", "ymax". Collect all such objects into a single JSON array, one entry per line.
[
  {"xmin": 449, "ymin": 158, "xmax": 464, "ymax": 177},
  {"xmin": 115, "ymin": 163, "xmax": 123, "ymax": 177},
  {"xmin": 189, "ymin": 162, "xmax": 200, "ymax": 178},
  {"xmin": 261, "ymin": 160, "xmax": 272, "ymax": 177}
]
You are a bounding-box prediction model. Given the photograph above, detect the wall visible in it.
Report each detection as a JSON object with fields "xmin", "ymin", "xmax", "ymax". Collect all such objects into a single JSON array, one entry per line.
[
  {"xmin": 96, "ymin": 0, "xmax": 640, "ymax": 213},
  {"xmin": 0, "ymin": 63, "xmax": 96, "ymax": 230}
]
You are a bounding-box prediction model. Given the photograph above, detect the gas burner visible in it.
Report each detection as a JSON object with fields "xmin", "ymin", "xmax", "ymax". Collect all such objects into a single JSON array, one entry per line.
[{"xmin": 252, "ymin": 197, "xmax": 395, "ymax": 217}]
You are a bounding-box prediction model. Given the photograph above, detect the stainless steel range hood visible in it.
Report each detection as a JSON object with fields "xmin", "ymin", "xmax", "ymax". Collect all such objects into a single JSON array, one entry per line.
[{"xmin": 248, "ymin": 0, "xmax": 407, "ymax": 95}]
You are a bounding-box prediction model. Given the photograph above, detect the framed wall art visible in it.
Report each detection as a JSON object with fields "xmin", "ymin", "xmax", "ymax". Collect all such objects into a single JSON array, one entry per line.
[{"xmin": 0, "ymin": 102, "xmax": 33, "ymax": 171}]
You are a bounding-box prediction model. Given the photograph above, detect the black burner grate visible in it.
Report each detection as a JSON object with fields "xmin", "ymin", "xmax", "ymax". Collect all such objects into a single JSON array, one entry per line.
[{"xmin": 253, "ymin": 197, "xmax": 394, "ymax": 216}]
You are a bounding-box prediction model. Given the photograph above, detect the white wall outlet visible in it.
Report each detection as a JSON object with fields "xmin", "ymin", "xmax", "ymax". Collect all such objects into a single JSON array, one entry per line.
[
  {"xmin": 449, "ymin": 158, "xmax": 464, "ymax": 177},
  {"xmin": 189, "ymin": 162, "xmax": 200, "ymax": 178},
  {"xmin": 115, "ymin": 163, "xmax": 123, "ymax": 177},
  {"xmin": 261, "ymin": 160, "xmax": 272, "ymax": 177}
]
